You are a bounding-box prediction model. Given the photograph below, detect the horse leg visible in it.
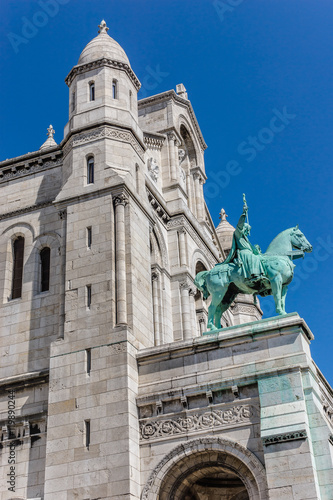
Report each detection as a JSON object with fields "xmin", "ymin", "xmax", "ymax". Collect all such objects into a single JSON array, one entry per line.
[
  {"xmin": 281, "ymin": 285, "xmax": 288, "ymax": 313},
  {"xmin": 207, "ymin": 292, "xmax": 225, "ymax": 330},
  {"xmin": 214, "ymin": 303, "xmax": 222, "ymax": 329},
  {"xmin": 270, "ymin": 274, "xmax": 284, "ymax": 314}
]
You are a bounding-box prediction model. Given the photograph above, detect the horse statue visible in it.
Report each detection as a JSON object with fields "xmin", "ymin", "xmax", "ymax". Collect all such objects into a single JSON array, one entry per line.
[{"xmin": 195, "ymin": 197, "xmax": 312, "ymax": 331}]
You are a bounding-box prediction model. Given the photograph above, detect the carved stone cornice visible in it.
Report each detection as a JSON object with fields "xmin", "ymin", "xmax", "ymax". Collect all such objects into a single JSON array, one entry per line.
[
  {"xmin": 0, "ymin": 201, "xmax": 54, "ymax": 222},
  {"xmin": 262, "ymin": 429, "xmax": 307, "ymax": 446},
  {"xmin": 191, "ymin": 165, "xmax": 207, "ymax": 182},
  {"xmin": 63, "ymin": 125, "xmax": 145, "ymax": 161},
  {"xmin": 0, "ymin": 153, "xmax": 62, "ymax": 185},
  {"xmin": 140, "ymin": 404, "xmax": 258, "ymax": 441},
  {"xmin": 143, "ymin": 133, "xmax": 165, "ymax": 149},
  {"xmin": 65, "ymin": 58, "xmax": 141, "ymax": 91}
]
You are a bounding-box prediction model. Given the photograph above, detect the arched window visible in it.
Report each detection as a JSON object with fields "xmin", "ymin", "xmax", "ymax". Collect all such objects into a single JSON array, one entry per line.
[
  {"xmin": 87, "ymin": 156, "xmax": 94, "ymax": 184},
  {"xmin": 40, "ymin": 247, "xmax": 51, "ymax": 292},
  {"xmin": 112, "ymin": 79, "xmax": 118, "ymax": 99},
  {"xmin": 89, "ymin": 82, "xmax": 95, "ymax": 101},
  {"xmin": 12, "ymin": 236, "xmax": 25, "ymax": 299}
]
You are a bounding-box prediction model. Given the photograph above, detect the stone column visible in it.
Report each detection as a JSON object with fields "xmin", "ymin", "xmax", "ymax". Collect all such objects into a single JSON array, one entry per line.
[
  {"xmin": 114, "ymin": 193, "xmax": 128, "ymax": 325},
  {"xmin": 152, "ymin": 271, "xmax": 161, "ymax": 346},
  {"xmin": 194, "ymin": 172, "xmax": 204, "ymax": 221},
  {"xmin": 180, "ymin": 281, "xmax": 192, "ymax": 340},
  {"xmin": 178, "ymin": 229, "xmax": 187, "ymax": 267},
  {"xmin": 168, "ymin": 132, "xmax": 178, "ymax": 182}
]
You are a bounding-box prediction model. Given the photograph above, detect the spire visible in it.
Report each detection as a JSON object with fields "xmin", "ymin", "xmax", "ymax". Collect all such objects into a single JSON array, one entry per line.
[
  {"xmin": 39, "ymin": 124, "xmax": 57, "ymax": 151},
  {"xmin": 98, "ymin": 20, "xmax": 109, "ymax": 35}
]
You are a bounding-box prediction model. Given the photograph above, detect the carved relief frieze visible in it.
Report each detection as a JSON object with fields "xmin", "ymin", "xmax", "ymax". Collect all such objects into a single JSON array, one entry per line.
[
  {"xmin": 140, "ymin": 404, "xmax": 257, "ymax": 441},
  {"xmin": 70, "ymin": 126, "xmax": 145, "ymax": 160}
]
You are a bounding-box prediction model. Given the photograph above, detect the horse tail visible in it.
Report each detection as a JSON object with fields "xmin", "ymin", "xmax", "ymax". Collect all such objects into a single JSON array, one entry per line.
[{"xmin": 194, "ymin": 271, "xmax": 210, "ymax": 299}]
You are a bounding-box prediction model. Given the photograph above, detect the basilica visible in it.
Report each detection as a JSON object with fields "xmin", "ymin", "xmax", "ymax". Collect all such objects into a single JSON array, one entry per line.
[{"xmin": 0, "ymin": 21, "xmax": 332, "ymax": 500}]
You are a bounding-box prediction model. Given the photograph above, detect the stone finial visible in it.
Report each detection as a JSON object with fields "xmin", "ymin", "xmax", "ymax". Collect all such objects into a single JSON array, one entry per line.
[
  {"xmin": 39, "ymin": 124, "xmax": 57, "ymax": 151},
  {"xmin": 219, "ymin": 208, "xmax": 228, "ymax": 221},
  {"xmin": 47, "ymin": 124, "xmax": 55, "ymax": 138},
  {"xmin": 176, "ymin": 83, "xmax": 188, "ymax": 99},
  {"xmin": 98, "ymin": 20, "xmax": 109, "ymax": 34}
]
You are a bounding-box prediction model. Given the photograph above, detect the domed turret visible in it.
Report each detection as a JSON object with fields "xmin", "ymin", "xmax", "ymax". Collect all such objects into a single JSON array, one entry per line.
[
  {"xmin": 216, "ymin": 208, "xmax": 235, "ymax": 257},
  {"xmin": 64, "ymin": 20, "xmax": 141, "ymax": 139},
  {"xmin": 78, "ymin": 20, "xmax": 130, "ymax": 66}
]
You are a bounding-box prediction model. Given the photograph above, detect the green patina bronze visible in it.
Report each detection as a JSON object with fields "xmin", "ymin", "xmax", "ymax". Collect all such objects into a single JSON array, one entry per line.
[{"xmin": 195, "ymin": 196, "xmax": 313, "ymax": 330}]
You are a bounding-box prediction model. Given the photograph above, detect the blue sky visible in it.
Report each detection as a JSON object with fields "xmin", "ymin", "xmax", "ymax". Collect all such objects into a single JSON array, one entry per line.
[{"xmin": 0, "ymin": 1, "xmax": 332, "ymax": 382}]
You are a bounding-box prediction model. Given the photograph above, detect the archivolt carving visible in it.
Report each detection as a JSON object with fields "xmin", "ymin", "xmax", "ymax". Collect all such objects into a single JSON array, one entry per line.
[{"xmin": 141, "ymin": 436, "xmax": 268, "ymax": 500}]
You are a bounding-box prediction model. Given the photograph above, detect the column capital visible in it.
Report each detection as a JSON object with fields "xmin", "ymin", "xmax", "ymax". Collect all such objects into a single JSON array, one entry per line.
[
  {"xmin": 58, "ymin": 209, "xmax": 67, "ymax": 220},
  {"xmin": 114, "ymin": 193, "xmax": 129, "ymax": 207},
  {"xmin": 152, "ymin": 271, "xmax": 159, "ymax": 282},
  {"xmin": 179, "ymin": 279, "xmax": 195, "ymax": 294}
]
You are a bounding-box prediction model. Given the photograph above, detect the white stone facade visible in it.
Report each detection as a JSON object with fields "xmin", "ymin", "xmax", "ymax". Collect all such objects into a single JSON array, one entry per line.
[{"xmin": 0, "ymin": 23, "xmax": 332, "ymax": 500}]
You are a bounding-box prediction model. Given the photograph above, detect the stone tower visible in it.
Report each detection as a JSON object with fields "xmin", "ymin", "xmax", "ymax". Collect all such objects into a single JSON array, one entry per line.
[{"xmin": 0, "ymin": 21, "xmax": 333, "ymax": 500}]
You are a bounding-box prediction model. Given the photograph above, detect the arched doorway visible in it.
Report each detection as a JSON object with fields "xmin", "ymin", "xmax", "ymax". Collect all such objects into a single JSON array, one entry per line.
[
  {"xmin": 174, "ymin": 466, "xmax": 249, "ymax": 500},
  {"xmin": 141, "ymin": 438, "xmax": 268, "ymax": 500}
]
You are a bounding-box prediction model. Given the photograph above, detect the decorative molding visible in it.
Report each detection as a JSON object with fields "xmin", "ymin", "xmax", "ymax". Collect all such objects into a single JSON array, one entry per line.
[
  {"xmin": 147, "ymin": 189, "xmax": 170, "ymax": 224},
  {"xmin": 68, "ymin": 125, "xmax": 145, "ymax": 161},
  {"xmin": 262, "ymin": 429, "xmax": 307, "ymax": 446},
  {"xmin": 0, "ymin": 155, "xmax": 62, "ymax": 185},
  {"xmin": 0, "ymin": 201, "xmax": 54, "ymax": 222},
  {"xmin": 329, "ymin": 434, "xmax": 333, "ymax": 446},
  {"xmin": 140, "ymin": 404, "xmax": 256, "ymax": 441},
  {"xmin": 143, "ymin": 134, "xmax": 165, "ymax": 149},
  {"xmin": 65, "ymin": 57, "xmax": 141, "ymax": 91}
]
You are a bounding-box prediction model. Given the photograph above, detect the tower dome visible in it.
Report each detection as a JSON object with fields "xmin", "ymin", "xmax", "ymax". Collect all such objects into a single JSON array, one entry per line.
[
  {"xmin": 78, "ymin": 20, "xmax": 130, "ymax": 66},
  {"xmin": 216, "ymin": 208, "xmax": 235, "ymax": 257}
]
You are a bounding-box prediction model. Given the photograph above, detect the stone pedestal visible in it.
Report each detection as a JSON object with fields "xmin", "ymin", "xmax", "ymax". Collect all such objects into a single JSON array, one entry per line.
[{"xmin": 137, "ymin": 313, "xmax": 333, "ymax": 500}]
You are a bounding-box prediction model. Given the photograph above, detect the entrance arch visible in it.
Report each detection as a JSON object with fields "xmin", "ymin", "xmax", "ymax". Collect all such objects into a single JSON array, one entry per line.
[{"xmin": 141, "ymin": 437, "xmax": 268, "ymax": 500}]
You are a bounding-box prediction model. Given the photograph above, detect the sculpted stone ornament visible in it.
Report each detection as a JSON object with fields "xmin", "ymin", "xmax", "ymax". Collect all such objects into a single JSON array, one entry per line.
[
  {"xmin": 195, "ymin": 195, "xmax": 313, "ymax": 330},
  {"xmin": 148, "ymin": 157, "xmax": 159, "ymax": 182}
]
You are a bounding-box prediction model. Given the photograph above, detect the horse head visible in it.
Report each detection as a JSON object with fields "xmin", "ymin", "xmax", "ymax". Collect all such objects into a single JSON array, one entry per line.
[{"xmin": 290, "ymin": 226, "xmax": 313, "ymax": 253}]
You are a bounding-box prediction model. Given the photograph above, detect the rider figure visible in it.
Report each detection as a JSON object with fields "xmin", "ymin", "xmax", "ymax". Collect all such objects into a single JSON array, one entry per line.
[{"xmin": 222, "ymin": 198, "xmax": 264, "ymax": 283}]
